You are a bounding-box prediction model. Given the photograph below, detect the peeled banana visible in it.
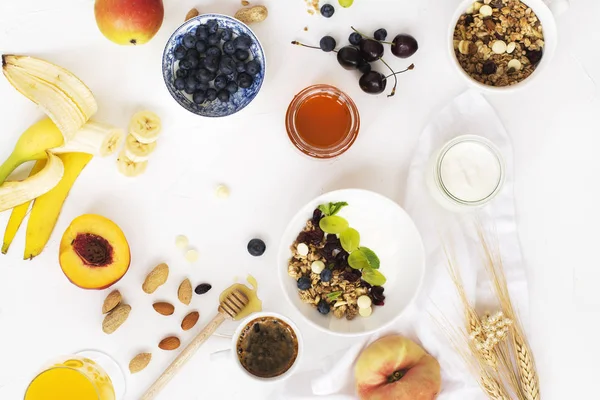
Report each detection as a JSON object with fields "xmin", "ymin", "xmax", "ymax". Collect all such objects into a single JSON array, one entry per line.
[
  {"xmin": 0, "ymin": 118, "xmax": 64, "ymax": 186},
  {"xmin": 2, "ymin": 54, "xmax": 97, "ymax": 141},
  {"xmin": 0, "ymin": 152, "xmax": 64, "ymax": 213},
  {"xmin": 51, "ymin": 121, "xmax": 124, "ymax": 157},
  {"xmin": 24, "ymin": 152, "xmax": 93, "ymax": 260},
  {"xmin": 129, "ymin": 111, "xmax": 162, "ymax": 144},
  {"xmin": 117, "ymin": 151, "xmax": 147, "ymax": 177},
  {"xmin": 1, "ymin": 159, "xmax": 46, "ymax": 254}
]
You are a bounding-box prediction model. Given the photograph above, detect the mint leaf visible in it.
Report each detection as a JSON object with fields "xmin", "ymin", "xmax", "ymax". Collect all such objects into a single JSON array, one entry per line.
[
  {"xmin": 348, "ymin": 250, "xmax": 369, "ymax": 270},
  {"xmin": 318, "ymin": 202, "xmax": 348, "ymax": 217},
  {"xmin": 358, "ymin": 247, "xmax": 380, "ymax": 269},
  {"xmin": 318, "ymin": 203, "xmax": 332, "ymax": 216},
  {"xmin": 326, "ymin": 291, "xmax": 342, "ymax": 301},
  {"xmin": 340, "ymin": 228, "xmax": 360, "ymax": 253},
  {"xmin": 362, "ymin": 268, "xmax": 386, "ymax": 286}
]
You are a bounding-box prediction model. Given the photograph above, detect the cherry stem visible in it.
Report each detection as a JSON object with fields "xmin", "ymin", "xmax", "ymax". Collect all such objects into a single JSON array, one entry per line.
[
  {"xmin": 378, "ymin": 57, "xmax": 397, "ymax": 97},
  {"xmin": 384, "ymin": 64, "xmax": 415, "ymax": 79},
  {"xmin": 350, "ymin": 27, "xmax": 393, "ymax": 45},
  {"xmin": 291, "ymin": 41, "xmax": 338, "ymax": 53}
]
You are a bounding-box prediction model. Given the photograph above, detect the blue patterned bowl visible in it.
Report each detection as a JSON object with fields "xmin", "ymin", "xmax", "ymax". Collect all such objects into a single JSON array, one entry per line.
[{"xmin": 162, "ymin": 14, "xmax": 266, "ymax": 117}]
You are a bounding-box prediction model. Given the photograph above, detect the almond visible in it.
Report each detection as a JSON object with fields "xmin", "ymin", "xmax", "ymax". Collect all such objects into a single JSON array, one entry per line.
[
  {"xmin": 153, "ymin": 302, "xmax": 175, "ymax": 316},
  {"xmin": 143, "ymin": 263, "xmax": 169, "ymax": 294},
  {"xmin": 185, "ymin": 8, "xmax": 199, "ymax": 21},
  {"xmin": 102, "ymin": 304, "xmax": 131, "ymax": 334},
  {"xmin": 178, "ymin": 278, "xmax": 192, "ymax": 305},
  {"xmin": 159, "ymin": 336, "xmax": 180, "ymax": 351},
  {"xmin": 102, "ymin": 290, "xmax": 122, "ymax": 314},
  {"xmin": 129, "ymin": 353, "xmax": 152, "ymax": 374},
  {"xmin": 181, "ymin": 311, "xmax": 200, "ymax": 331}
]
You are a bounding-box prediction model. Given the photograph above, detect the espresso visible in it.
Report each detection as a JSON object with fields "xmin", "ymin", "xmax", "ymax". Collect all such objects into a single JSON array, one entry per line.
[{"xmin": 237, "ymin": 316, "xmax": 298, "ymax": 378}]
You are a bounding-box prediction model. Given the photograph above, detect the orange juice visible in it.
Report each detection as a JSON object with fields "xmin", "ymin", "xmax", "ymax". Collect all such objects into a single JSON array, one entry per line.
[{"xmin": 25, "ymin": 357, "xmax": 115, "ymax": 400}]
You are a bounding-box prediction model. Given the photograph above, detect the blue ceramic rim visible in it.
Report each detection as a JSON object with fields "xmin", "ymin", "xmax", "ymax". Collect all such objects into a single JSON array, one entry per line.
[{"xmin": 162, "ymin": 13, "xmax": 267, "ymax": 118}]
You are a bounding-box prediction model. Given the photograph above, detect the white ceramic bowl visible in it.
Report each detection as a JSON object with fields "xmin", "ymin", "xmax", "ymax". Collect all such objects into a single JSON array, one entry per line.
[
  {"xmin": 448, "ymin": 0, "xmax": 568, "ymax": 93},
  {"xmin": 278, "ymin": 189, "xmax": 426, "ymax": 337}
]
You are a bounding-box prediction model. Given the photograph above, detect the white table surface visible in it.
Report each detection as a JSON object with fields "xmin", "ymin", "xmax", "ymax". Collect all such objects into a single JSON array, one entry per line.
[{"xmin": 1, "ymin": 0, "xmax": 599, "ymax": 399}]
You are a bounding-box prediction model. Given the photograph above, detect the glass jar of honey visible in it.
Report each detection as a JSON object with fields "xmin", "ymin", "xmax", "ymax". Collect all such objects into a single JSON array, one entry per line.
[{"xmin": 285, "ymin": 84, "xmax": 360, "ymax": 159}]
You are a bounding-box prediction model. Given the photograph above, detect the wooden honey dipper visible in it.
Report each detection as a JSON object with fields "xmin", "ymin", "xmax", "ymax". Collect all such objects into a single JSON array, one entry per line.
[{"xmin": 141, "ymin": 289, "xmax": 249, "ymax": 400}]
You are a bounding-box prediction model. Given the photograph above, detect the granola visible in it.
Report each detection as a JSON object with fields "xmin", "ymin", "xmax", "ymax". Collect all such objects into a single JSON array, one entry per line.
[{"xmin": 453, "ymin": 0, "xmax": 544, "ymax": 87}]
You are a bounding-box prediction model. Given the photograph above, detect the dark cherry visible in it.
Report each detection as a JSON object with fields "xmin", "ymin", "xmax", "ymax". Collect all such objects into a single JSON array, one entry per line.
[
  {"xmin": 391, "ymin": 34, "xmax": 418, "ymax": 58},
  {"xmin": 336, "ymin": 46, "xmax": 362, "ymax": 70},
  {"xmin": 359, "ymin": 71, "xmax": 387, "ymax": 94},
  {"xmin": 359, "ymin": 39, "xmax": 384, "ymax": 62}
]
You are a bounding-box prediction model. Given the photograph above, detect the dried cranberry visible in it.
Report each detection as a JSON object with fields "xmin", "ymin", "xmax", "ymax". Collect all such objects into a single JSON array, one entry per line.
[
  {"xmin": 342, "ymin": 271, "xmax": 361, "ymax": 283},
  {"xmin": 463, "ymin": 15, "xmax": 474, "ymax": 26},
  {"xmin": 371, "ymin": 286, "xmax": 385, "ymax": 295},
  {"xmin": 326, "ymin": 234, "xmax": 341, "ymax": 244},
  {"xmin": 312, "ymin": 209, "xmax": 324, "ymax": 225},
  {"xmin": 321, "ymin": 242, "xmax": 343, "ymax": 262},
  {"xmin": 360, "ymin": 280, "xmax": 372, "ymax": 289},
  {"xmin": 526, "ymin": 49, "xmax": 543, "ymax": 66},
  {"xmin": 373, "ymin": 299, "xmax": 385, "ymax": 306},
  {"xmin": 482, "ymin": 61, "xmax": 497, "ymax": 75},
  {"xmin": 296, "ymin": 231, "xmax": 309, "ymax": 243}
]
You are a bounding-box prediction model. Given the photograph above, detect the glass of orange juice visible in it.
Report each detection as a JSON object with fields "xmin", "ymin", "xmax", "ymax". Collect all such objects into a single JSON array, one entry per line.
[{"xmin": 24, "ymin": 350, "xmax": 125, "ymax": 400}]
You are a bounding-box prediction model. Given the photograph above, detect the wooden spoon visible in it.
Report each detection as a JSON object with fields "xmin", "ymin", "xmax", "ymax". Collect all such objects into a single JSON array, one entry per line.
[{"xmin": 140, "ymin": 289, "xmax": 249, "ymax": 400}]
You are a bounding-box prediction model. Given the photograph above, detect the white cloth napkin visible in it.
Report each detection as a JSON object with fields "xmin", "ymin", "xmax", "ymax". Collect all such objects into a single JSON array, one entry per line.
[{"xmin": 272, "ymin": 90, "xmax": 530, "ymax": 400}]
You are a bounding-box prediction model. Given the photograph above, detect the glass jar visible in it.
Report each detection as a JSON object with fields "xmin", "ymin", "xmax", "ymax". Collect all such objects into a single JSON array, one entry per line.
[
  {"xmin": 427, "ymin": 135, "xmax": 505, "ymax": 212},
  {"xmin": 285, "ymin": 84, "xmax": 360, "ymax": 159}
]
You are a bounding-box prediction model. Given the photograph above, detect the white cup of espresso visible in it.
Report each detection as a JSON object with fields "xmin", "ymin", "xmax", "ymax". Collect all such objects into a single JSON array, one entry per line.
[
  {"xmin": 448, "ymin": 0, "xmax": 569, "ymax": 93},
  {"xmin": 210, "ymin": 312, "xmax": 303, "ymax": 383}
]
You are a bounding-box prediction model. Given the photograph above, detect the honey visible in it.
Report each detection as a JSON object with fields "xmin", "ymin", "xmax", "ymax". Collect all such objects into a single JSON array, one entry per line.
[
  {"xmin": 294, "ymin": 93, "xmax": 351, "ymax": 148},
  {"xmin": 219, "ymin": 275, "xmax": 262, "ymax": 321}
]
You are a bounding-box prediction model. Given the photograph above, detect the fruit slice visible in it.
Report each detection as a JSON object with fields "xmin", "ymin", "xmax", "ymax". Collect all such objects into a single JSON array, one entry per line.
[
  {"xmin": 129, "ymin": 111, "xmax": 161, "ymax": 144},
  {"xmin": 116, "ymin": 151, "xmax": 147, "ymax": 177},
  {"xmin": 51, "ymin": 121, "xmax": 124, "ymax": 157},
  {"xmin": 124, "ymin": 134, "xmax": 156, "ymax": 162},
  {"xmin": 0, "ymin": 118, "xmax": 65, "ymax": 186},
  {"xmin": 24, "ymin": 152, "xmax": 93, "ymax": 260},
  {"xmin": 59, "ymin": 214, "xmax": 131, "ymax": 290},
  {"xmin": 0, "ymin": 152, "xmax": 64, "ymax": 213},
  {"xmin": 1, "ymin": 159, "xmax": 46, "ymax": 254},
  {"xmin": 2, "ymin": 56, "xmax": 96, "ymax": 141}
]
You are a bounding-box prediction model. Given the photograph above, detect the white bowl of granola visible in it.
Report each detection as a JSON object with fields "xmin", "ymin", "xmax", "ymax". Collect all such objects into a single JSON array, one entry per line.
[
  {"xmin": 449, "ymin": 0, "xmax": 566, "ymax": 91},
  {"xmin": 278, "ymin": 189, "xmax": 426, "ymax": 337}
]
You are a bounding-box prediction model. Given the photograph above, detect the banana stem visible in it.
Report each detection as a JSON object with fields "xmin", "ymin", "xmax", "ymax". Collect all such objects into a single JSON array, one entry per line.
[{"xmin": 0, "ymin": 153, "xmax": 22, "ymax": 186}]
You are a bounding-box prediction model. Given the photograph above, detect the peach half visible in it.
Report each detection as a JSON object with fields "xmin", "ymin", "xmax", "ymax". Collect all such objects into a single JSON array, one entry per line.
[{"xmin": 59, "ymin": 214, "xmax": 130, "ymax": 290}]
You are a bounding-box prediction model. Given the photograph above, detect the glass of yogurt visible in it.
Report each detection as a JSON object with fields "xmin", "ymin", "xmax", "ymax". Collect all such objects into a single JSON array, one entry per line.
[{"xmin": 427, "ymin": 135, "xmax": 505, "ymax": 212}]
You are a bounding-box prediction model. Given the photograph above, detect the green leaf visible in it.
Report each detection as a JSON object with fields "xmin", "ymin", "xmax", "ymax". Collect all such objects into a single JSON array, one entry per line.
[
  {"xmin": 319, "ymin": 216, "xmax": 349, "ymax": 234},
  {"xmin": 362, "ymin": 268, "xmax": 387, "ymax": 286},
  {"xmin": 348, "ymin": 250, "xmax": 370, "ymax": 270},
  {"xmin": 340, "ymin": 228, "xmax": 360, "ymax": 253},
  {"xmin": 326, "ymin": 291, "xmax": 342, "ymax": 301},
  {"xmin": 318, "ymin": 202, "xmax": 348, "ymax": 217},
  {"xmin": 358, "ymin": 247, "xmax": 380, "ymax": 269}
]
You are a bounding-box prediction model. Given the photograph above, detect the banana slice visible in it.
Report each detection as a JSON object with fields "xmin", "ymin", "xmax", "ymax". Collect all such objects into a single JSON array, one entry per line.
[
  {"xmin": 124, "ymin": 134, "xmax": 157, "ymax": 162},
  {"xmin": 117, "ymin": 151, "xmax": 147, "ymax": 177},
  {"xmin": 129, "ymin": 111, "xmax": 162, "ymax": 144}
]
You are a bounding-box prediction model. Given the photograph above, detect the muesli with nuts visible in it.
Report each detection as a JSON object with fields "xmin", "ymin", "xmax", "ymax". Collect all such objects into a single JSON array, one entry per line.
[
  {"xmin": 287, "ymin": 202, "xmax": 386, "ymax": 320},
  {"xmin": 453, "ymin": 0, "xmax": 545, "ymax": 87}
]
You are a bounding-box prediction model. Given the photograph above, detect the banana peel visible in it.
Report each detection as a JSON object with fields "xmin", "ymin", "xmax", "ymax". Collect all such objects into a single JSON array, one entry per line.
[
  {"xmin": 24, "ymin": 152, "xmax": 92, "ymax": 260},
  {"xmin": 1, "ymin": 159, "xmax": 46, "ymax": 254}
]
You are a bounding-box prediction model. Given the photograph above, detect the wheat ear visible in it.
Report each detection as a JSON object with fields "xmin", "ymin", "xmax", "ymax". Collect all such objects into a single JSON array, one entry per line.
[
  {"xmin": 514, "ymin": 327, "xmax": 540, "ymax": 400},
  {"xmin": 480, "ymin": 369, "xmax": 512, "ymax": 400}
]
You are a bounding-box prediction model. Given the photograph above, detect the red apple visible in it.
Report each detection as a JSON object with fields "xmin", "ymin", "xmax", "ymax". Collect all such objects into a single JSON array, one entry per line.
[
  {"xmin": 355, "ymin": 335, "xmax": 441, "ymax": 400},
  {"xmin": 94, "ymin": 0, "xmax": 164, "ymax": 45}
]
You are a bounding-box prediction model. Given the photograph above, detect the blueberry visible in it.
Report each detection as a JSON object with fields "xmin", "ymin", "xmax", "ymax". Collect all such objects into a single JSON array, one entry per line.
[
  {"xmin": 174, "ymin": 77, "xmax": 186, "ymax": 90},
  {"xmin": 219, "ymin": 57, "xmax": 236, "ymax": 75},
  {"xmin": 317, "ymin": 300, "xmax": 330, "ymax": 315},
  {"xmin": 185, "ymin": 75, "xmax": 198, "ymax": 88},
  {"xmin": 195, "ymin": 25, "xmax": 209, "ymax": 39},
  {"xmin": 221, "ymin": 28, "xmax": 233, "ymax": 41},
  {"xmin": 195, "ymin": 40, "xmax": 207, "ymax": 53},
  {"xmin": 185, "ymin": 56, "xmax": 199, "ymax": 69},
  {"xmin": 226, "ymin": 81, "xmax": 238, "ymax": 94},
  {"xmin": 208, "ymin": 33, "xmax": 220, "ymax": 46},
  {"xmin": 174, "ymin": 45, "xmax": 187, "ymax": 60},
  {"xmin": 319, "ymin": 36, "xmax": 336, "ymax": 52},
  {"xmin": 349, "ymin": 32, "xmax": 362, "ymax": 46},
  {"xmin": 204, "ymin": 56, "xmax": 220, "ymax": 73},
  {"xmin": 207, "ymin": 46, "xmax": 221, "ymax": 58},
  {"xmin": 223, "ymin": 40, "xmax": 236, "ymax": 55},
  {"xmin": 214, "ymin": 74, "xmax": 228, "ymax": 90},
  {"xmin": 247, "ymin": 238, "xmax": 266, "ymax": 256},
  {"xmin": 236, "ymin": 60, "xmax": 246, "ymax": 73},
  {"xmin": 206, "ymin": 88, "xmax": 217, "ymax": 101},
  {"xmin": 206, "ymin": 19, "xmax": 219, "ymax": 34},
  {"xmin": 226, "ymin": 71, "xmax": 238, "ymax": 82},
  {"xmin": 357, "ymin": 59, "xmax": 371, "ymax": 74},
  {"xmin": 183, "ymin": 34, "xmax": 197, "ymax": 49},
  {"xmin": 184, "ymin": 85, "xmax": 195, "ymax": 94},
  {"xmin": 237, "ymin": 72, "xmax": 253, "ymax": 89},
  {"xmin": 374, "ymin": 28, "xmax": 388, "ymax": 41},
  {"xmin": 197, "ymin": 81, "xmax": 209, "ymax": 91},
  {"xmin": 193, "ymin": 90, "xmax": 206, "ymax": 104},
  {"xmin": 179, "ymin": 59, "xmax": 193, "ymax": 69},
  {"xmin": 197, "ymin": 68, "xmax": 212, "ymax": 82},
  {"xmin": 186, "ymin": 48, "xmax": 199, "ymax": 58},
  {"xmin": 234, "ymin": 35, "xmax": 252, "ymax": 50},
  {"xmin": 176, "ymin": 68, "xmax": 188, "ymax": 78},
  {"xmin": 320, "ymin": 268, "xmax": 332, "ymax": 283},
  {"xmin": 320, "ymin": 4, "xmax": 335, "ymax": 18},
  {"xmin": 297, "ymin": 276, "xmax": 311, "ymax": 290},
  {"xmin": 245, "ymin": 60, "xmax": 261, "ymax": 76},
  {"xmin": 234, "ymin": 49, "xmax": 249, "ymax": 61},
  {"xmin": 217, "ymin": 89, "xmax": 230, "ymax": 102}
]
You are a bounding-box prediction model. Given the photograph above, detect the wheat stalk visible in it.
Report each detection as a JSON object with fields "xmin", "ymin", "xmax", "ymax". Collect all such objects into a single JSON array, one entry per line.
[{"xmin": 514, "ymin": 327, "xmax": 540, "ymax": 400}]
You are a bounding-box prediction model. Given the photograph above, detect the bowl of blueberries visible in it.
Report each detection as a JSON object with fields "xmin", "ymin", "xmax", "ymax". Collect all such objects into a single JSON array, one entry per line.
[{"xmin": 162, "ymin": 14, "xmax": 266, "ymax": 117}]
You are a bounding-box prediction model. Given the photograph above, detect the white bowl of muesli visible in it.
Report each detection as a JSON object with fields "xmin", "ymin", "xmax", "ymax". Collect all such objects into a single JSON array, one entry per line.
[
  {"xmin": 449, "ymin": 0, "xmax": 565, "ymax": 91},
  {"xmin": 278, "ymin": 189, "xmax": 426, "ymax": 336}
]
